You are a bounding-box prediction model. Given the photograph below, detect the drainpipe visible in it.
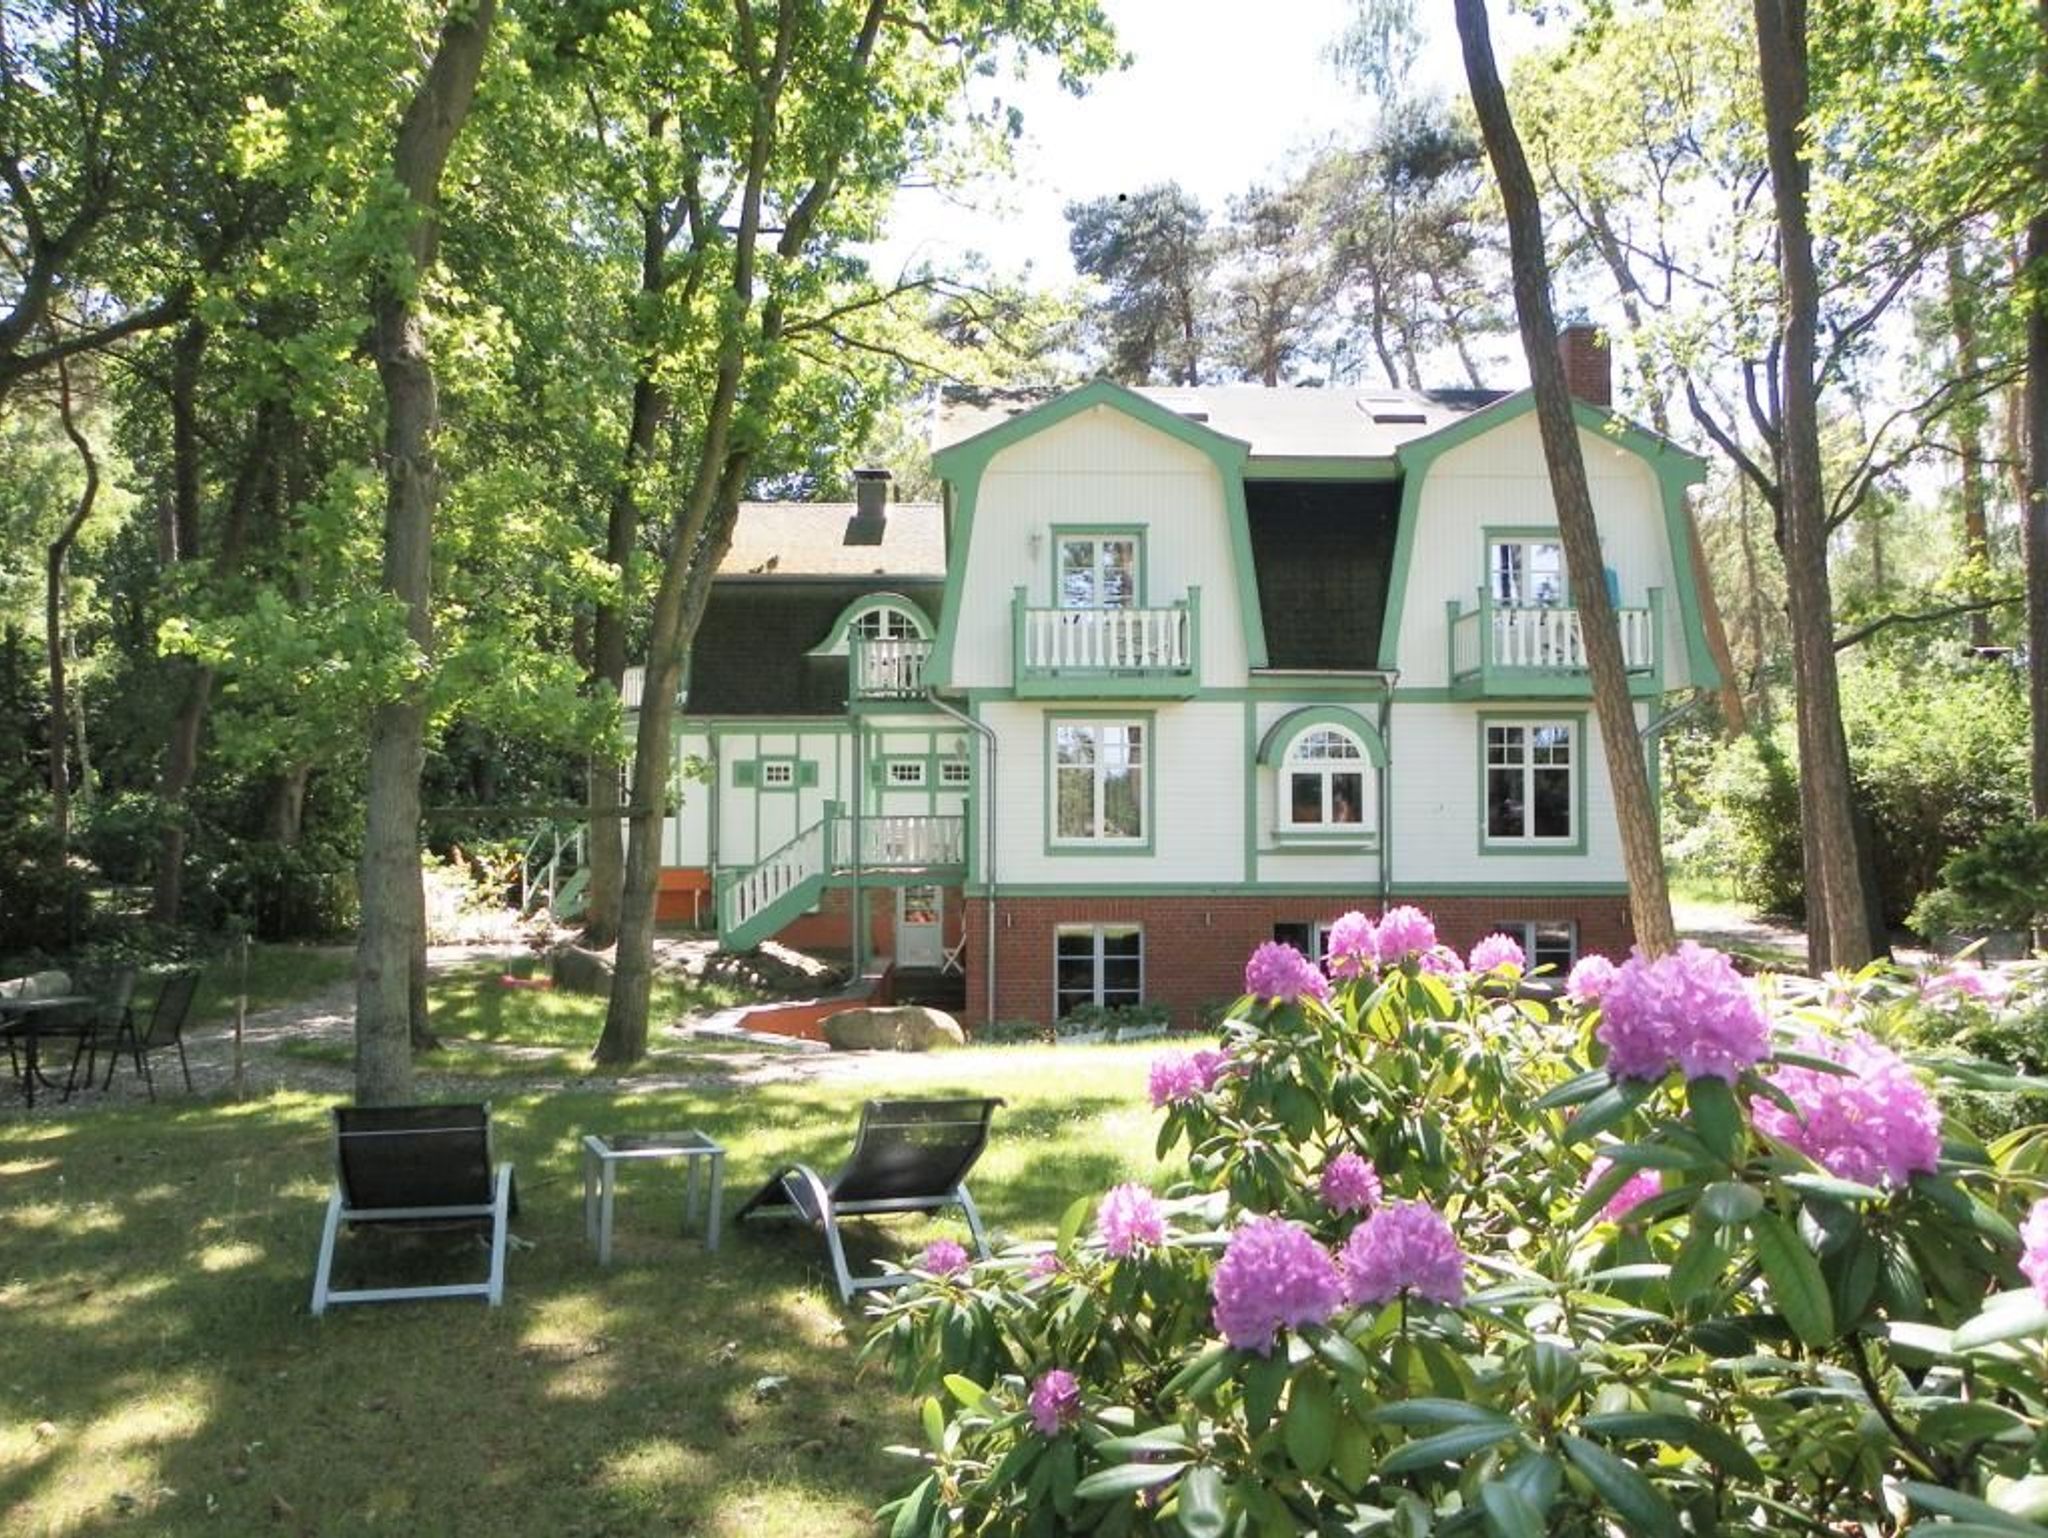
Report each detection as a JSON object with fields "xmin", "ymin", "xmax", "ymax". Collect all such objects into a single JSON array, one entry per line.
[
  {"xmin": 927, "ymin": 686, "xmax": 997, "ymax": 1026},
  {"xmin": 1376, "ymin": 671, "xmax": 1398, "ymax": 915},
  {"xmin": 850, "ymin": 720, "xmax": 864, "ymax": 975}
]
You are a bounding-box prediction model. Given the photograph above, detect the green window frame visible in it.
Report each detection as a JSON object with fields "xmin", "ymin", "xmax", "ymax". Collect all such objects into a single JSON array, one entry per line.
[
  {"xmin": 1046, "ymin": 714, "xmax": 1152, "ymax": 853},
  {"xmin": 1479, "ymin": 715, "xmax": 1585, "ymax": 854}
]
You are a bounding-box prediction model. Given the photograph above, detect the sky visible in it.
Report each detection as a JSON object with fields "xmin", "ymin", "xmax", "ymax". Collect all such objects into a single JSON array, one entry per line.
[{"xmin": 872, "ymin": 0, "xmax": 1537, "ymax": 289}]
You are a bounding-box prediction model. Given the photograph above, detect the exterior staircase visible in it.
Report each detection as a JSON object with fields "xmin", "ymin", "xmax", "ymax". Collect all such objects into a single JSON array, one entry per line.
[
  {"xmin": 520, "ymin": 823, "xmax": 589, "ymax": 921},
  {"xmin": 717, "ymin": 812, "xmax": 966, "ymax": 951}
]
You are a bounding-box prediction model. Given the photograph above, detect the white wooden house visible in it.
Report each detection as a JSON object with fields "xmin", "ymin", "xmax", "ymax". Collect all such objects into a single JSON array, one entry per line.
[{"xmin": 633, "ymin": 329, "xmax": 1717, "ymax": 1026}]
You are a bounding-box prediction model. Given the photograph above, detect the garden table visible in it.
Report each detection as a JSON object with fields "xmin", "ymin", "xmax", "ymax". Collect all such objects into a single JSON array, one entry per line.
[
  {"xmin": 581, "ymin": 1131, "xmax": 724, "ymax": 1265},
  {"xmin": 0, "ymin": 996, "xmax": 97, "ymax": 1109}
]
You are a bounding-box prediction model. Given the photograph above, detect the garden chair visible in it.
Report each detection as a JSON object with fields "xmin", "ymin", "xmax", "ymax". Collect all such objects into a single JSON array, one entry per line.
[
  {"xmin": 99, "ymin": 968, "xmax": 199, "ymax": 1099},
  {"xmin": 310, "ymin": 1102, "xmax": 518, "ymax": 1316},
  {"xmin": 51, "ymin": 964, "xmax": 137, "ymax": 1098},
  {"xmin": 735, "ymin": 1096, "xmax": 1002, "ymax": 1302}
]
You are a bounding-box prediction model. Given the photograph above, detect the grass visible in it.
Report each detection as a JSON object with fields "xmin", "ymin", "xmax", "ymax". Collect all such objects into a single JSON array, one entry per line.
[
  {"xmin": 0, "ymin": 1005, "xmax": 1176, "ymax": 1535},
  {"xmin": 187, "ymin": 943, "xmax": 357, "ymax": 1029}
]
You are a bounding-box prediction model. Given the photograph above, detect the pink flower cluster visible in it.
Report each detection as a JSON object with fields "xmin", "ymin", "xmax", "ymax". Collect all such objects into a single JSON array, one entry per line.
[
  {"xmin": 1028, "ymin": 1251, "xmax": 1064, "ymax": 1280},
  {"xmin": 920, "ymin": 1238, "xmax": 970, "ymax": 1278},
  {"xmin": 1244, "ymin": 941, "xmax": 1331, "ymax": 1003},
  {"xmin": 1595, "ymin": 942, "xmax": 1770, "ymax": 1083},
  {"xmin": 1468, "ymin": 932, "xmax": 1526, "ymax": 975},
  {"xmin": 1337, "ymin": 1199, "xmax": 1466, "ymax": 1307},
  {"xmin": 2021, "ymin": 1199, "xmax": 2048, "ymax": 1306},
  {"xmin": 1374, "ymin": 905, "xmax": 1437, "ymax": 962},
  {"xmin": 1096, "ymin": 1183, "xmax": 1167, "ymax": 1257},
  {"xmin": 1210, "ymin": 1216, "xmax": 1344, "ymax": 1354},
  {"xmin": 1029, "ymin": 1368, "xmax": 1082, "ymax": 1436},
  {"xmin": 1922, "ymin": 966, "xmax": 2008, "ymax": 1005},
  {"xmin": 1752, "ymin": 1030, "xmax": 1941, "ymax": 1188},
  {"xmin": 1318, "ymin": 1151, "xmax": 1382, "ymax": 1215},
  {"xmin": 1325, "ymin": 911, "xmax": 1380, "ymax": 980},
  {"xmin": 1147, "ymin": 1047, "xmax": 1234, "ymax": 1108},
  {"xmin": 1566, "ymin": 953, "xmax": 1618, "ymax": 1002},
  {"xmin": 1586, "ymin": 1154, "xmax": 1662, "ymax": 1222}
]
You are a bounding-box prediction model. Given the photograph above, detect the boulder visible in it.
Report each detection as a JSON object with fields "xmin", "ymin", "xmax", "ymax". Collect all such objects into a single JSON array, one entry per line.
[
  {"xmin": 549, "ymin": 944, "xmax": 615, "ymax": 996},
  {"xmin": 822, "ymin": 1005, "xmax": 965, "ymax": 1053}
]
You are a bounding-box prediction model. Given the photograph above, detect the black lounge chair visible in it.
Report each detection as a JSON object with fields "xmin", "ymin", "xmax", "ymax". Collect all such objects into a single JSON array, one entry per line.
[
  {"xmin": 310, "ymin": 1102, "xmax": 518, "ymax": 1316},
  {"xmin": 736, "ymin": 1097, "xmax": 1002, "ymax": 1301},
  {"xmin": 101, "ymin": 968, "xmax": 198, "ymax": 1098}
]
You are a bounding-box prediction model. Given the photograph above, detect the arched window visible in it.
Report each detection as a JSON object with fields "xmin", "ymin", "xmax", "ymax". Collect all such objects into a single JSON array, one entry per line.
[
  {"xmin": 851, "ymin": 605, "xmax": 923, "ymax": 643},
  {"xmin": 1281, "ymin": 727, "xmax": 1368, "ymax": 830}
]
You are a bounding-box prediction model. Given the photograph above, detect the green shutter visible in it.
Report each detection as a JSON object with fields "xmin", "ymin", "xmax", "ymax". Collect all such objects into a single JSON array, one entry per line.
[
  {"xmin": 868, "ymin": 760, "xmax": 885, "ymax": 787},
  {"xmin": 734, "ymin": 760, "xmax": 757, "ymax": 788},
  {"xmin": 798, "ymin": 761, "xmax": 819, "ymax": 788}
]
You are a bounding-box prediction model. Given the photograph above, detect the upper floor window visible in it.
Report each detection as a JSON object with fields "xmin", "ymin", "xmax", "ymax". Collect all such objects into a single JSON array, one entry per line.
[
  {"xmin": 1052, "ymin": 719, "xmax": 1146, "ymax": 843},
  {"xmin": 1058, "ymin": 533, "xmax": 1139, "ymax": 609},
  {"xmin": 1485, "ymin": 721, "xmax": 1575, "ymax": 844},
  {"xmin": 853, "ymin": 604, "xmax": 923, "ymax": 642},
  {"xmin": 1490, "ymin": 535, "xmax": 1565, "ymax": 608},
  {"xmin": 1281, "ymin": 727, "xmax": 1369, "ymax": 830}
]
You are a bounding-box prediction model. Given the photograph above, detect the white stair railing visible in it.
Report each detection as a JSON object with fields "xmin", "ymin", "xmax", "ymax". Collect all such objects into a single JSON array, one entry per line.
[{"xmin": 721, "ymin": 820, "xmax": 827, "ymax": 936}]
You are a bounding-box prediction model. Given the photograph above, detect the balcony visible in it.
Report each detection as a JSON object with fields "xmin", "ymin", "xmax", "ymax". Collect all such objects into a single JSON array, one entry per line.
[
  {"xmin": 1011, "ymin": 586, "xmax": 1201, "ymax": 698},
  {"xmin": 851, "ymin": 636, "xmax": 932, "ymax": 700},
  {"xmin": 1447, "ymin": 588, "xmax": 1663, "ymax": 699}
]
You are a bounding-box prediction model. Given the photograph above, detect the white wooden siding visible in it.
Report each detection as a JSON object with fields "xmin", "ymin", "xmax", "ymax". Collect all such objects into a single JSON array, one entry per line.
[
  {"xmin": 983, "ymin": 699, "xmax": 1245, "ymax": 884},
  {"xmin": 1384, "ymin": 701, "xmax": 1631, "ymax": 886},
  {"xmin": 950, "ymin": 406, "xmax": 1249, "ymax": 688},
  {"xmin": 1395, "ymin": 414, "xmax": 1689, "ymax": 689}
]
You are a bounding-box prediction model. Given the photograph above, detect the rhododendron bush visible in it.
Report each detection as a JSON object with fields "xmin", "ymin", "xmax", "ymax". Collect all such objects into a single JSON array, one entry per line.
[{"xmin": 869, "ymin": 913, "xmax": 2048, "ymax": 1537}]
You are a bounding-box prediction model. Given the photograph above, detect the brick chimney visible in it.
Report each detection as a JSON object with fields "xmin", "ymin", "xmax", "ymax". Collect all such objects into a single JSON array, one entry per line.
[
  {"xmin": 1556, "ymin": 322, "xmax": 1612, "ymax": 408},
  {"xmin": 846, "ymin": 467, "xmax": 890, "ymax": 546}
]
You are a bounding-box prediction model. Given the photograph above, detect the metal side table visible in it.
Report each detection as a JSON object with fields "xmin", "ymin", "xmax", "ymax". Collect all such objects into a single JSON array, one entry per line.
[{"xmin": 581, "ymin": 1131, "xmax": 724, "ymax": 1265}]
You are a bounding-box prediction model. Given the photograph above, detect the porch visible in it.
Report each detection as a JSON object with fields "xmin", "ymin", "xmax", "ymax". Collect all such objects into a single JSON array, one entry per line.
[{"xmin": 1446, "ymin": 588, "xmax": 1663, "ymax": 698}]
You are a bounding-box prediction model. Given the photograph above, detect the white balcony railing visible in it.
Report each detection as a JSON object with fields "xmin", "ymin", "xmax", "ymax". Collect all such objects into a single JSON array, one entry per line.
[
  {"xmin": 1487, "ymin": 603, "xmax": 1655, "ymax": 672},
  {"xmin": 1018, "ymin": 603, "xmax": 1193, "ymax": 673},
  {"xmin": 852, "ymin": 637, "xmax": 931, "ymax": 698},
  {"xmin": 830, "ymin": 814, "xmax": 966, "ymax": 869}
]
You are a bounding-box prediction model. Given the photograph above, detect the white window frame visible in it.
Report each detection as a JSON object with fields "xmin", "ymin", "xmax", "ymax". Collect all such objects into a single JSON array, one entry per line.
[
  {"xmin": 1057, "ymin": 534, "xmax": 1140, "ymax": 610},
  {"xmin": 759, "ymin": 760, "xmax": 796, "ymax": 789},
  {"xmin": 886, "ymin": 759, "xmax": 927, "ymax": 788},
  {"xmin": 853, "ymin": 604, "xmax": 924, "ymax": 642},
  {"xmin": 1051, "ymin": 719, "xmax": 1147, "ymax": 846},
  {"xmin": 1054, "ymin": 923, "xmax": 1144, "ymax": 1016},
  {"xmin": 1487, "ymin": 919, "xmax": 1578, "ymax": 973},
  {"xmin": 1277, "ymin": 726, "xmax": 1373, "ymax": 834},
  {"xmin": 939, "ymin": 759, "xmax": 971, "ymax": 787},
  {"xmin": 1484, "ymin": 720, "xmax": 1577, "ymax": 846},
  {"xmin": 1489, "ymin": 535, "xmax": 1567, "ymax": 608}
]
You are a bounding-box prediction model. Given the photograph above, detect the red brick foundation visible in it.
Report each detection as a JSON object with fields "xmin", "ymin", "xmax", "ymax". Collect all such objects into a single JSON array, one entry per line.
[{"xmin": 957, "ymin": 893, "xmax": 1633, "ymax": 1027}]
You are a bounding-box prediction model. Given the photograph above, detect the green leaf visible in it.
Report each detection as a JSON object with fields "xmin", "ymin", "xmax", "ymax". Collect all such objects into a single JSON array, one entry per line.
[
  {"xmin": 1378, "ymin": 1420, "xmax": 1520, "ymax": 1474},
  {"xmin": 1071, "ymin": 1460, "xmax": 1190, "ymax": 1500},
  {"xmin": 1480, "ymin": 1482, "xmax": 1547, "ymax": 1538},
  {"xmin": 1536, "ymin": 1069, "xmax": 1611, "ymax": 1109},
  {"xmin": 1752, "ymin": 1211, "xmax": 1836, "ymax": 1346},
  {"xmin": 1097, "ymin": 1427, "xmax": 1193, "ymax": 1457},
  {"xmin": 942, "ymin": 1374, "xmax": 987, "ymax": 1409},
  {"xmin": 1916, "ymin": 1400, "xmax": 2030, "ymax": 1447},
  {"xmin": 1579, "ymin": 1410, "xmax": 1763, "ymax": 1482},
  {"xmin": 1560, "ymin": 1433, "xmax": 1682, "ymax": 1538},
  {"xmin": 1284, "ymin": 1368, "xmax": 1337, "ymax": 1477},
  {"xmin": 1305, "ymin": 1323, "xmax": 1372, "ymax": 1378},
  {"xmin": 1686, "ymin": 1076, "xmax": 1744, "ymax": 1164},
  {"xmin": 1667, "ymin": 1221, "xmax": 1728, "ymax": 1309},
  {"xmin": 1901, "ymin": 1481, "xmax": 2045, "ymax": 1534},
  {"xmin": 1163, "ymin": 1343, "xmax": 1236, "ymax": 1401},
  {"xmin": 1954, "ymin": 1289, "xmax": 2048, "ymax": 1351},
  {"xmin": 1368, "ymin": 1399, "xmax": 1517, "ymax": 1429},
  {"xmin": 1332, "ymin": 1415, "xmax": 1375, "ymax": 1492},
  {"xmin": 890, "ymin": 1474, "xmax": 937, "ymax": 1538},
  {"xmin": 919, "ymin": 1395, "xmax": 946, "ymax": 1451},
  {"xmin": 1057, "ymin": 1193, "xmax": 1093, "ymax": 1251},
  {"xmin": 1780, "ymin": 1171, "xmax": 1886, "ymax": 1203},
  {"xmin": 1563, "ymin": 1081, "xmax": 1651, "ymax": 1145},
  {"xmin": 1244, "ymin": 1351, "xmax": 1288, "ymax": 1435},
  {"xmin": 1697, "ymin": 1180, "xmax": 1764, "ymax": 1226},
  {"xmin": 1176, "ymin": 1465, "xmax": 1228, "ymax": 1538},
  {"xmin": 1600, "ymin": 1140, "xmax": 1708, "ymax": 1170}
]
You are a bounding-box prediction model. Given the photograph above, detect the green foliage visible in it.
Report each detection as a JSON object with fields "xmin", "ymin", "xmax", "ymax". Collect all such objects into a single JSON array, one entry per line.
[
  {"xmin": 1055, "ymin": 1002, "xmax": 1172, "ymax": 1041},
  {"xmin": 1686, "ymin": 730, "xmax": 1805, "ymax": 916},
  {"xmin": 1914, "ymin": 820, "xmax": 2048, "ymax": 941},
  {"xmin": 0, "ymin": 815, "xmax": 92, "ymax": 955},
  {"xmin": 870, "ymin": 939, "xmax": 2048, "ymax": 1536}
]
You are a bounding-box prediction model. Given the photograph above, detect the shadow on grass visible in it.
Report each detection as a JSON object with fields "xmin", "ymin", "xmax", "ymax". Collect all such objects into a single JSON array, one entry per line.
[{"xmin": 0, "ymin": 1069, "xmax": 1161, "ymax": 1536}]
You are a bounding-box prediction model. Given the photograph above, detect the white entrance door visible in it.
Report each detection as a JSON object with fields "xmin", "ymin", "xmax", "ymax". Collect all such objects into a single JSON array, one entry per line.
[{"xmin": 896, "ymin": 885, "xmax": 944, "ymax": 969}]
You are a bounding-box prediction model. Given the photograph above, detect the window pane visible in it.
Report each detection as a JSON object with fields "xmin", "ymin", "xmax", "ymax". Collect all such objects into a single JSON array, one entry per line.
[
  {"xmin": 1056, "ymin": 768, "xmax": 1095, "ymax": 838},
  {"xmin": 1487, "ymin": 724, "xmax": 1523, "ymax": 766},
  {"xmin": 1528, "ymin": 543, "xmax": 1564, "ymax": 606},
  {"xmin": 1056, "ymin": 929, "xmax": 1095, "ymax": 962},
  {"xmin": 1532, "ymin": 767, "xmax": 1572, "ymax": 837},
  {"xmin": 1100, "ymin": 540, "xmax": 1137, "ymax": 608},
  {"xmin": 1102, "ymin": 765, "xmax": 1143, "ymax": 838},
  {"xmin": 1290, "ymin": 772, "xmax": 1324, "ymax": 823},
  {"xmin": 1491, "ymin": 542, "xmax": 1524, "ymax": 604},
  {"xmin": 1101, "ymin": 926, "xmax": 1142, "ymax": 956},
  {"xmin": 1487, "ymin": 767, "xmax": 1523, "ymax": 838},
  {"xmin": 1272, "ymin": 922, "xmax": 1312, "ymax": 951},
  {"xmin": 1055, "ymin": 726, "xmax": 1095, "ymax": 766},
  {"xmin": 1330, "ymin": 771, "xmax": 1364, "ymax": 824},
  {"xmin": 1532, "ymin": 922, "xmax": 1576, "ymax": 970}
]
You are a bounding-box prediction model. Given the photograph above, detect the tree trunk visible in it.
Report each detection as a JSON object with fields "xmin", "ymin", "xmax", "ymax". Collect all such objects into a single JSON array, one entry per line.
[
  {"xmin": 150, "ymin": 320, "xmax": 209, "ymax": 922},
  {"xmin": 583, "ymin": 372, "xmax": 669, "ymax": 949},
  {"xmin": 1737, "ymin": 475, "xmax": 1772, "ymax": 728},
  {"xmin": 46, "ymin": 357, "xmax": 98, "ymax": 845},
  {"xmin": 1752, "ymin": 0, "xmax": 1874, "ymax": 971},
  {"xmin": 354, "ymin": 0, "xmax": 496, "ymax": 1105},
  {"xmin": 1948, "ymin": 241, "xmax": 1994, "ymax": 650},
  {"xmin": 269, "ymin": 763, "xmax": 310, "ymax": 844},
  {"xmin": 2028, "ymin": 2, "xmax": 2048, "ymax": 816},
  {"xmin": 1455, "ymin": 0, "xmax": 1677, "ymax": 957}
]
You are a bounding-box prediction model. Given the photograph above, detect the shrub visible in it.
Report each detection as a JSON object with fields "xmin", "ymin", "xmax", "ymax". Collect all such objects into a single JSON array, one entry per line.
[
  {"xmin": 74, "ymin": 790, "xmax": 167, "ymax": 887},
  {"xmin": 185, "ymin": 837, "xmax": 358, "ymax": 940},
  {"xmin": 1056, "ymin": 1002, "xmax": 1173, "ymax": 1042},
  {"xmin": 1911, "ymin": 819, "xmax": 2048, "ymax": 942},
  {"xmin": 869, "ymin": 918, "xmax": 2048, "ymax": 1536},
  {"xmin": 0, "ymin": 815, "xmax": 92, "ymax": 956},
  {"xmin": 1690, "ymin": 731, "xmax": 1804, "ymax": 915}
]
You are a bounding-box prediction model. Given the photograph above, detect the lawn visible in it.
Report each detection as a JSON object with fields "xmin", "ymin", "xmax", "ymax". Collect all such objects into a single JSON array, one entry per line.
[{"xmin": 0, "ymin": 1018, "xmax": 1176, "ymax": 1536}]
